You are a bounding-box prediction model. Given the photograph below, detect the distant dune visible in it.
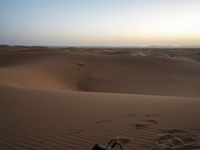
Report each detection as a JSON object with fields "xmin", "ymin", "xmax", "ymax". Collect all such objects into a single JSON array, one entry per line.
[{"xmin": 0, "ymin": 46, "xmax": 200, "ymax": 150}]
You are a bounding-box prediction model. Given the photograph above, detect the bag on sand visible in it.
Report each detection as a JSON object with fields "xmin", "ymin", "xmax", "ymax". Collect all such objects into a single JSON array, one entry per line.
[{"xmin": 92, "ymin": 138, "xmax": 123, "ymax": 150}]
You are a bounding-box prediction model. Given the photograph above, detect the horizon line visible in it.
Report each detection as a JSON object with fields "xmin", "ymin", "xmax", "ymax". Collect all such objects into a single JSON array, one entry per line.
[{"xmin": 1, "ymin": 44, "xmax": 200, "ymax": 49}]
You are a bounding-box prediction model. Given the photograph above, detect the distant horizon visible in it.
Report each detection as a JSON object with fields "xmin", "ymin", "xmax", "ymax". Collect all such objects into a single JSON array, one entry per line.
[
  {"xmin": 1, "ymin": 0, "xmax": 200, "ymax": 46},
  {"xmin": 0, "ymin": 44, "xmax": 200, "ymax": 48}
]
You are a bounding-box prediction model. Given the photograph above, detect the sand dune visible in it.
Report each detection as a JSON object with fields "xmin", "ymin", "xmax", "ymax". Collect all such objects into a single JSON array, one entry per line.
[
  {"xmin": 0, "ymin": 46, "xmax": 200, "ymax": 150},
  {"xmin": 0, "ymin": 47, "xmax": 200, "ymax": 97}
]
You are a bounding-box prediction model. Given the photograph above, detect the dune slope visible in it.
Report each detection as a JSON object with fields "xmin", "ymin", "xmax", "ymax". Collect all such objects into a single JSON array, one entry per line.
[
  {"xmin": 1, "ymin": 86, "xmax": 200, "ymax": 150},
  {"xmin": 1, "ymin": 47, "xmax": 200, "ymax": 150}
]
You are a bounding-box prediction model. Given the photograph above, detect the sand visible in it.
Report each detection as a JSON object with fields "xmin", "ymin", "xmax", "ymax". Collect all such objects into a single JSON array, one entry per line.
[{"xmin": 0, "ymin": 46, "xmax": 200, "ymax": 150}]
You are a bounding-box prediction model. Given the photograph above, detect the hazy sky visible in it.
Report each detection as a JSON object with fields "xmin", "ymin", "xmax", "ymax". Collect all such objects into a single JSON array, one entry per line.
[{"xmin": 0, "ymin": 0, "xmax": 200, "ymax": 46}]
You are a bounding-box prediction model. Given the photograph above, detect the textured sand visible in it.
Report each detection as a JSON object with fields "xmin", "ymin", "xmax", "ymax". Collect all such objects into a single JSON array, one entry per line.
[
  {"xmin": 1, "ymin": 87, "xmax": 200, "ymax": 150},
  {"xmin": 0, "ymin": 46, "xmax": 200, "ymax": 150}
]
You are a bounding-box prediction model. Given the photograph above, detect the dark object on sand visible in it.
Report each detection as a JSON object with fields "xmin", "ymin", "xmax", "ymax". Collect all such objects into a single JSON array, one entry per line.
[{"xmin": 92, "ymin": 138, "xmax": 123, "ymax": 150}]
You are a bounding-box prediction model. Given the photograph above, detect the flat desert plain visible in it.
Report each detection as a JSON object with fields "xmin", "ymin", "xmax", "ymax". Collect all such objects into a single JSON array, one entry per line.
[{"xmin": 0, "ymin": 46, "xmax": 200, "ymax": 150}]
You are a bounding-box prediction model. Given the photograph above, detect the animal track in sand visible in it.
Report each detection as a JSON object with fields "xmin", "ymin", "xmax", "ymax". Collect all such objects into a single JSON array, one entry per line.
[{"xmin": 152, "ymin": 128, "xmax": 200, "ymax": 150}]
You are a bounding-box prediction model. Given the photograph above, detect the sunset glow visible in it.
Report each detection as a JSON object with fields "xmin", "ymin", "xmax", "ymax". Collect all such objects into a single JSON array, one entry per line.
[{"xmin": 1, "ymin": 0, "xmax": 200, "ymax": 46}]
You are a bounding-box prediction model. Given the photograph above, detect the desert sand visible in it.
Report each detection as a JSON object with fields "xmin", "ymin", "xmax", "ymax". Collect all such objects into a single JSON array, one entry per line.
[{"xmin": 0, "ymin": 46, "xmax": 200, "ymax": 150}]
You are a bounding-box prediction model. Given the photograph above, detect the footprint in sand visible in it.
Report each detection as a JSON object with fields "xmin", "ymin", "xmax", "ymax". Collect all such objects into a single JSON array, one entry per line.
[
  {"xmin": 134, "ymin": 114, "xmax": 159, "ymax": 129},
  {"xmin": 117, "ymin": 137, "xmax": 131, "ymax": 144},
  {"xmin": 96, "ymin": 120, "xmax": 114, "ymax": 125},
  {"xmin": 191, "ymin": 127, "xmax": 200, "ymax": 132},
  {"xmin": 152, "ymin": 128, "xmax": 200, "ymax": 150},
  {"xmin": 134, "ymin": 119, "xmax": 158, "ymax": 129},
  {"xmin": 75, "ymin": 61, "xmax": 86, "ymax": 68},
  {"xmin": 125, "ymin": 113, "xmax": 159, "ymax": 118},
  {"xmin": 134, "ymin": 122, "xmax": 150, "ymax": 129},
  {"xmin": 124, "ymin": 113, "xmax": 137, "ymax": 118},
  {"xmin": 196, "ymin": 87, "xmax": 200, "ymax": 92},
  {"xmin": 144, "ymin": 119, "xmax": 158, "ymax": 124},
  {"xmin": 146, "ymin": 114, "xmax": 160, "ymax": 117}
]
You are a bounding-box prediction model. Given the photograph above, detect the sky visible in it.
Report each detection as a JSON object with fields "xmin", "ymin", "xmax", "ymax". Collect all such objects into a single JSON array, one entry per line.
[{"xmin": 0, "ymin": 0, "xmax": 200, "ymax": 46}]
